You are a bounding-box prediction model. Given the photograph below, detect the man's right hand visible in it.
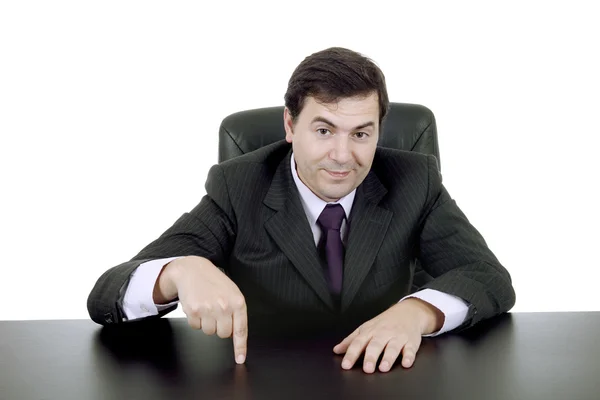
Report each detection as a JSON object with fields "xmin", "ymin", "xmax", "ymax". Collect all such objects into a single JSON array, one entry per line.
[{"xmin": 153, "ymin": 256, "xmax": 248, "ymax": 364}]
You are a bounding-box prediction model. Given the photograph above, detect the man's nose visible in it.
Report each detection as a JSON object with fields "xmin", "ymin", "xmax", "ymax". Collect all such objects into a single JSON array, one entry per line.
[{"xmin": 328, "ymin": 136, "xmax": 353, "ymax": 166}]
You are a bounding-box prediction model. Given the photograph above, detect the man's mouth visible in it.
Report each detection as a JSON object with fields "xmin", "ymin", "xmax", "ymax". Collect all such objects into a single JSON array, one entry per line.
[{"xmin": 325, "ymin": 170, "xmax": 351, "ymax": 178}]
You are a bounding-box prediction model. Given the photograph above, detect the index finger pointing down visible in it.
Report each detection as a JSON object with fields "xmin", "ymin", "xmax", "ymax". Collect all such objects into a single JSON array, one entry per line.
[{"xmin": 232, "ymin": 303, "xmax": 248, "ymax": 364}]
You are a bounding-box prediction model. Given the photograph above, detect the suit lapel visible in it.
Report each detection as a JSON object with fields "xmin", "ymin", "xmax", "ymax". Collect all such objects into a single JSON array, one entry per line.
[
  {"xmin": 341, "ymin": 171, "xmax": 392, "ymax": 312},
  {"xmin": 264, "ymin": 151, "xmax": 335, "ymax": 311}
]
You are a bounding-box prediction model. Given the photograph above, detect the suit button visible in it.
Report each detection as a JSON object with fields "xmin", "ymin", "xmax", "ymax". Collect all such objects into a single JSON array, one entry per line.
[{"xmin": 104, "ymin": 313, "xmax": 114, "ymax": 323}]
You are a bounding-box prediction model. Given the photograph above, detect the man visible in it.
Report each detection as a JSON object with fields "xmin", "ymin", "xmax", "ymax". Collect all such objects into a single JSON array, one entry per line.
[{"xmin": 88, "ymin": 47, "xmax": 516, "ymax": 374}]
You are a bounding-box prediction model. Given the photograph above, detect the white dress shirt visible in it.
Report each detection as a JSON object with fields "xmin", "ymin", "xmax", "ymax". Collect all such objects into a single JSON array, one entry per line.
[{"xmin": 123, "ymin": 153, "xmax": 469, "ymax": 336}]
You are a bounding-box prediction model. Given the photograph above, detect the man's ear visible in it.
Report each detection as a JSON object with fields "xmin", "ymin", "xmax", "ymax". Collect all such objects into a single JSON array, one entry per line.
[{"xmin": 283, "ymin": 108, "xmax": 294, "ymax": 143}]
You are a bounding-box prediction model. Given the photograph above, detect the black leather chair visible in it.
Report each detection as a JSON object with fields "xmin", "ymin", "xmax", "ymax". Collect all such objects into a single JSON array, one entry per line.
[{"xmin": 217, "ymin": 102, "xmax": 439, "ymax": 293}]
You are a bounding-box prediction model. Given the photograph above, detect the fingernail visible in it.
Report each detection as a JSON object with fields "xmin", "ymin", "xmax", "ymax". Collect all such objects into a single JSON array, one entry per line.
[
  {"xmin": 380, "ymin": 361, "xmax": 390, "ymax": 371},
  {"xmin": 236, "ymin": 355, "xmax": 245, "ymax": 364},
  {"xmin": 403, "ymin": 358, "xmax": 411, "ymax": 367},
  {"xmin": 366, "ymin": 362, "xmax": 374, "ymax": 372},
  {"xmin": 342, "ymin": 360, "xmax": 351, "ymax": 369}
]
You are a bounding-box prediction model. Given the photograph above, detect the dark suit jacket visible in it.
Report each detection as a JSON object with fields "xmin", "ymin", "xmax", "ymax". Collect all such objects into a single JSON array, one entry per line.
[{"xmin": 87, "ymin": 140, "xmax": 515, "ymax": 334}]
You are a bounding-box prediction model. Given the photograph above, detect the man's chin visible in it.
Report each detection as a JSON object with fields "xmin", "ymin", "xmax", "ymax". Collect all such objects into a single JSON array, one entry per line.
[{"xmin": 319, "ymin": 187, "xmax": 353, "ymax": 202}]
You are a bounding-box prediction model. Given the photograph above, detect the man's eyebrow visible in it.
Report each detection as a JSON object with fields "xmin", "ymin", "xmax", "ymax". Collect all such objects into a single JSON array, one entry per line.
[{"xmin": 310, "ymin": 116, "xmax": 375, "ymax": 130}]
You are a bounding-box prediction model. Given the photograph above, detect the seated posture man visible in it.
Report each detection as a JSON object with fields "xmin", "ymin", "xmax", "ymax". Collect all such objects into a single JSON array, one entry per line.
[{"xmin": 88, "ymin": 47, "xmax": 516, "ymax": 374}]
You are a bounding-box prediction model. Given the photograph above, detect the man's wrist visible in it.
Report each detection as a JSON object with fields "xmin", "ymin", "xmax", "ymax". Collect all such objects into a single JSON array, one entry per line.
[
  {"xmin": 400, "ymin": 297, "xmax": 445, "ymax": 335},
  {"xmin": 152, "ymin": 258, "xmax": 183, "ymax": 304}
]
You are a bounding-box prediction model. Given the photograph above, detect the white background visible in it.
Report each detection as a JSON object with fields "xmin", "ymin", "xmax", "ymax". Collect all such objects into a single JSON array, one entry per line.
[{"xmin": 1, "ymin": 1, "xmax": 598, "ymax": 321}]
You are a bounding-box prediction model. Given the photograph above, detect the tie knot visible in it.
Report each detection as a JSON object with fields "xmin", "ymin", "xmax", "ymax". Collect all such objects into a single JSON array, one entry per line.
[{"xmin": 317, "ymin": 204, "xmax": 345, "ymax": 231}]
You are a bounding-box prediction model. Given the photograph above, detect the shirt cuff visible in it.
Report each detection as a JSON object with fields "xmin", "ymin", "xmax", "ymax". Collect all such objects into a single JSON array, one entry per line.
[
  {"xmin": 400, "ymin": 288, "xmax": 469, "ymax": 337},
  {"xmin": 122, "ymin": 257, "xmax": 182, "ymax": 321}
]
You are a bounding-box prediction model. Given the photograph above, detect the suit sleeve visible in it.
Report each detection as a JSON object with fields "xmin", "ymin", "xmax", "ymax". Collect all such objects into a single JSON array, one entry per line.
[
  {"xmin": 87, "ymin": 164, "xmax": 237, "ymax": 325},
  {"xmin": 418, "ymin": 155, "xmax": 516, "ymax": 328}
]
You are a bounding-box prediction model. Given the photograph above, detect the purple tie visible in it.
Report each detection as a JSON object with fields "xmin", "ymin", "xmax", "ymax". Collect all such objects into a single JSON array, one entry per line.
[{"xmin": 317, "ymin": 204, "xmax": 345, "ymax": 295}]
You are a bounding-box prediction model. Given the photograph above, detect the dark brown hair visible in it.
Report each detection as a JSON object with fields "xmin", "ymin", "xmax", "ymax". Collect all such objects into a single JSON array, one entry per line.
[{"xmin": 284, "ymin": 47, "xmax": 389, "ymax": 125}]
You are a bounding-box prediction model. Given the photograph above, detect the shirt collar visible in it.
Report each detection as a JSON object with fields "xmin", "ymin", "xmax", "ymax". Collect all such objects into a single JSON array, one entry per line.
[{"xmin": 290, "ymin": 152, "xmax": 356, "ymax": 225}]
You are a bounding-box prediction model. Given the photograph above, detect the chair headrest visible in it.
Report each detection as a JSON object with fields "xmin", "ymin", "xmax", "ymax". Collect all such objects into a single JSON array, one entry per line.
[{"xmin": 218, "ymin": 102, "xmax": 440, "ymax": 170}]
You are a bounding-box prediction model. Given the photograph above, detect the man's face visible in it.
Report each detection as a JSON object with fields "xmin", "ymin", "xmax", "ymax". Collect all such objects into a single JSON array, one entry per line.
[{"xmin": 284, "ymin": 92, "xmax": 379, "ymax": 202}]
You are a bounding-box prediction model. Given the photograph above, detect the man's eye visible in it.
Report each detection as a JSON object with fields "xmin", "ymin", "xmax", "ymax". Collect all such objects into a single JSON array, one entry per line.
[
  {"xmin": 354, "ymin": 132, "xmax": 368, "ymax": 139},
  {"xmin": 317, "ymin": 129, "xmax": 331, "ymax": 135}
]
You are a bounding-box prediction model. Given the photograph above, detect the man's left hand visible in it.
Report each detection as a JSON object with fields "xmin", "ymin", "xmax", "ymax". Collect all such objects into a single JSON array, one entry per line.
[{"xmin": 333, "ymin": 298, "xmax": 444, "ymax": 373}]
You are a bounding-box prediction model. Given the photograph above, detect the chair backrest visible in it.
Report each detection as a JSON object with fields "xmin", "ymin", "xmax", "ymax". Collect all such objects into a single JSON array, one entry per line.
[
  {"xmin": 218, "ymin": 102, "xmax": 440, "ymax": 171},
  {"xmin": 216, "ymin": 102, "xmax": 439, "ymax": 293}
]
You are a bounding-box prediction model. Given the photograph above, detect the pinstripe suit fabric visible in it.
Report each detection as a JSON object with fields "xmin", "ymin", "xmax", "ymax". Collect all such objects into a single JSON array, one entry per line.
[{"xmin": 87, "ymin": 140, "xmax": 515, "ymax": 333}]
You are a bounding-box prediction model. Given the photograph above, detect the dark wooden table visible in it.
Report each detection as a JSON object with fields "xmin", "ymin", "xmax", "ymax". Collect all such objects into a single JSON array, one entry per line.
[{"xmin": 1, "ymin": 313, "xmax": 599, "ymax": 400}]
